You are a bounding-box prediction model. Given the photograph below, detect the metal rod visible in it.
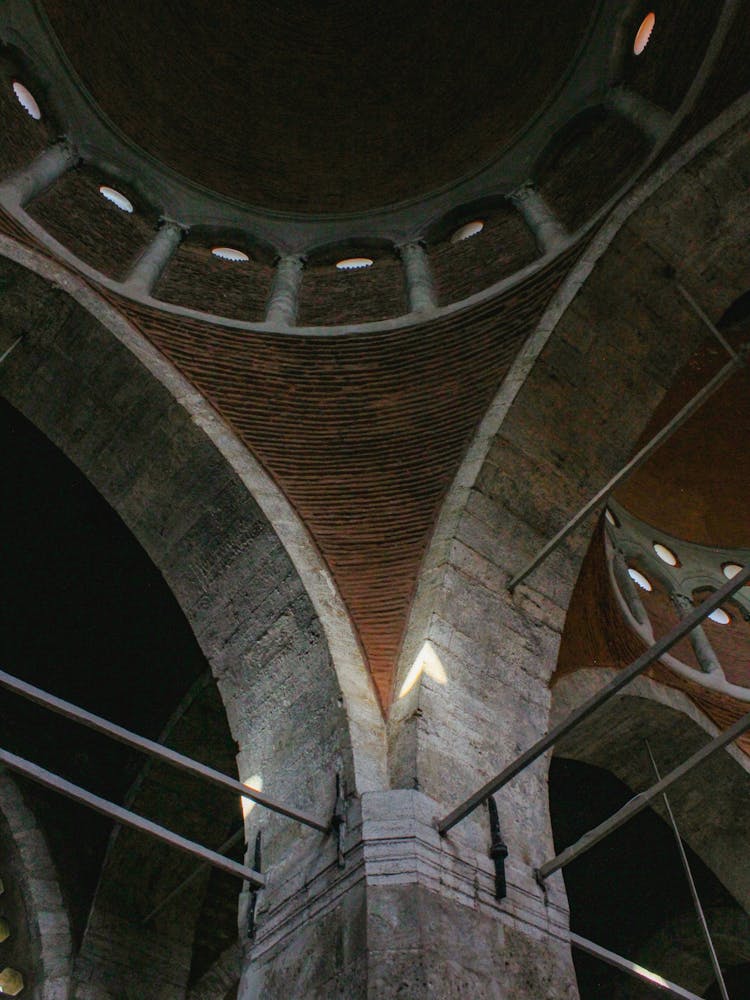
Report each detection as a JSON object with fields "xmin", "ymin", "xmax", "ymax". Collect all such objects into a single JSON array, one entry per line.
[
  {"xmin": 143, "ymin": 825, "xmax": 245, "ymax": 924},
  {"xmin": 570, "ymin": 932, "xmax": 704, "ymax": 1000},
  {"xmin": 437, "ymin": 565, "xmax": 750, "ymax": 835},
  {"xmin": 0, "ymin": 334, "xmax": 24, "ymax": 367},
  {"xmin": 0, "ymin": 667, "xmax": 329, "ymax": 833},
  {"xmin": 507, "ymin": 351, "xmax": 746, "ymax": 592},
  {"xmin": 537, "ymin": 707, "xmax": 750, "ymax": 880},
  {"xmin": 0, "ymin": 747, "xmax": 264, "ymax": 887},
  {"xmin": 646, "ymin": 742, "xmax": 730, "ymax": 1000},
  {"xmin": 675, "ymin": 282, "xmax": 739, "ymax": 362}
]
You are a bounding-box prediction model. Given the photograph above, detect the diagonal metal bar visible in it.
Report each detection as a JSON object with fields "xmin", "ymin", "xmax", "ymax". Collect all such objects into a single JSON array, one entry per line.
[
  {"xmin": 0, "ymin": 667, "xmax": 329, "ymax": 833},
  {"xmin": 646, "ymin": 742, "xmax": 730, "ymax": 1000},
  {"xmin": 537, "ymin": 707, "xmax": 750, "ymax": 880},
  {"xmin": 143, "ymin": 825, "xmax": 246, "ymax": 924},
  {"xmin": 675, "ymin": 282, "xmax": 740, "ymax": 363},
  {"xmin": 0, "ymin": 334, "xmax": 24, "ymax": 366},
  {"xmin": 570, "ymin": 933, "xmax": 704, "ymax": 1000},
  {"xmin": 0, "ymin": 747, "xmax": 264, "ymax": 887},
  {"xmin": 507, "ymin": 349, "xmax": 747, "ymax": 592},
  {"xmin": 437, "ymin": 565, "xmax": 750, "ymax": 835}
]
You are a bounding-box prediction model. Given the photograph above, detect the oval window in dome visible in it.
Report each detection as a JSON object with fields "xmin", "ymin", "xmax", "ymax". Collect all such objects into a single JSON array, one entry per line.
[
  {"xmin": 12, "ymin": 81, "xmax": 41, "ymax": 120},
  {"xmin": 336, "ymin": 257, "xmax": 373, "ymax": 270},
  {"xmin": 99, "ymin": 185, "xmax": 134, "ymax": 213},
  {"xmin": 451, "ymin": 220, "xmax": 484, "ymax": 243},
  {"xmin": 628, "ymin": 567, "xmax": 652, "ymax": 592},
  {"xmin": 634, "ymin": 12, "xmax": 655, "ymax": 55},
  {"xmin": 653, "ymin": 542, "xmax": 679, "ymax": 567},
  {"xmin": 708, "ymin": 607, "xmax": 731, "ymax": 625},
  {"xmin": 211, "ymin": 246, "xmax": 249, "ymax": 262},
  {"xmin": 722, "ymin": 563, "xmax": 744, "ymax": 580}
]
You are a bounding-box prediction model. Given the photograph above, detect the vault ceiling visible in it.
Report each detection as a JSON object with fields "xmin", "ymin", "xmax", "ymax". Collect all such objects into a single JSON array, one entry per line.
[{"xmin": 39, "ymin": 0, "xmax": 598, "ymax": 213}]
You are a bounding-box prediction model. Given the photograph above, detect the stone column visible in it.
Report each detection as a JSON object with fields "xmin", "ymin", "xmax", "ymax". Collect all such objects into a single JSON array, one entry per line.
[
  {"xmin": 124, "ymin": 219, "xmax": 184, "ymax": 296},
  {"xmin": 0, "ymin": 140, "xmax": 77, "ymax": 207},
  {"xmin": 607, "ymin": 85, "xmax": 671, "ymax": 145},
  {"xmin": 510, "ymin": 183, "xmax": 569, "ymax": 255},
  {"xmin": 670, "ymin": 592, "xmax": 721, "ymax": 674},
  {"xmin": 612, "ymin": 548, "xmax": 648, "ymax": 625},
  {"xmin": 265, "ymin": 254, "xmax": 305, "ymax": 326},
  {"xmin": 399, "ymin": 241, "xmax": 437, "ymax": 313}
]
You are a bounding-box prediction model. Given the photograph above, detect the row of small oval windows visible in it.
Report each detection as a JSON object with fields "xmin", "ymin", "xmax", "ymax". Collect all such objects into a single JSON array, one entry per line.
[
  {"xmin": 9, "ymin": 13, "xmax": 657, "ymax": 272},
  {"xmin": 11, "ymin": 81, "xmax": 485, "ymax": 266},
  {"xmin": 607, "ymin": 509, "xmax": 745, "ymax": 626}
]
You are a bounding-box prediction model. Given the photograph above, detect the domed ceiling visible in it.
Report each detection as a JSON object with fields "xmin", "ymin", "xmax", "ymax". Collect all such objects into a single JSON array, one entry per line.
[{"xmin": 40, "ymin": 0, "xmax": 598, "ymax": 213}]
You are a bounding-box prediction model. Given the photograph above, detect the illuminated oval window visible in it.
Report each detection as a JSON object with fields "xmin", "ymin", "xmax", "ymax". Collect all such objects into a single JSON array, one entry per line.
[
  {"xmin": 99, "ymin": 185, "xmax": 134, "ymax": 213},
  {"xmin": 451, "ymin": 220, "xmax": 484, "ymax": 243},
  {"xmin": 12, "ymin": 81, "xmax": 41, "ymax": 120},
  {"xmin": 722, "ymin": 562, "xmax": 744, "ymax": 580},
  {"xmin": 708, "ymin": 607, "xmax": 731, "ymax": 625},
  {"xmin": 628, "ymin": 567, "xmax": 652, "ymax": 592},
  {"xmin": 633, "ymin": 12, "xmax": 655, "ymax": 55},
  {"xmin": 336, "ymin": 257, "xmax": 373, "ymax": 270},
  {"xmin": 653, "ymin": 542, "xmax": 678, "ymax": 567},
  {"xmin": 211, "ymin": 246, "xmax": 249, "ymax": 262}
]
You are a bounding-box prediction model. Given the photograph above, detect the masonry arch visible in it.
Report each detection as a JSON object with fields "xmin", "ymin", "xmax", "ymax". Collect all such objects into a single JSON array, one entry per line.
[
  {"xmin": 0, "ymin": 770, "xmax": 74, "ymax": 1000},
  {"xmin": 0, "ymin": 247, "xmax": 386, "ymax": 994}
]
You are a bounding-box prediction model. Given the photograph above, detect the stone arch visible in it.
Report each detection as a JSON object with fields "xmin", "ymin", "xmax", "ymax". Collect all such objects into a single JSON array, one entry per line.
[
  {"xmin": 611, "ymin": 906, "xmax": 750, "ymax": 998},
  {"xmin": 0, "ymin": 239, "xmax": 386, "ymax": 799},
  {"xmin": 0, "ymin": 769, "xmax": 74, "ymax": 1000},
  {"xmin": 390, "ymin": 95, "xmax": 750, "ymax": 792},
  {"xmin": 0, "ymin": 236, "xmax": 388, "ymax": 994},
  {"xmin": 376, "ymin": 90, "xmax": 750, "ymax": 999},
  {"xmin": 552, "ymin": 673, "xmax": 750, "ymax": 913},
  {"xmin": 397, "ymin": 91, "xmax": 750, "ymax": 698}
]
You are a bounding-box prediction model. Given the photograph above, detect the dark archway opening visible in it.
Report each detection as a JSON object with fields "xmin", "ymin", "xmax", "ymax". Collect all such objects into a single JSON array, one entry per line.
[
  {"xmin": 0, "ymin": 397, "xmax": 241, "ymax": 977},
  {"xmin": 550, "ymin": 756, "xmax": 749, "ymax": 998}
]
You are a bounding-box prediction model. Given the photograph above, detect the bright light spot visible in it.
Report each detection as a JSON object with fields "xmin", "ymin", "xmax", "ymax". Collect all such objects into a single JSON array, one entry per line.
[
  {"xmin": 628, "ymin": 567, "xmax": 652, "ymax": 592},
  {"xmin": 12, "ymin": 81, "xmax": 41, "ymax": 120},
  {"xmin": 634, "ymin": 962, "xmax": 670, "ymax": 989},
  {"xmin": 241, "ymin": 775, "xmax": 263, "ymax": 819},
  {"xmin": 708, "ymin": 607, "xmax": 731, "ymax": 625},
  {"xmin": 723, "ymin": 563, "xmax": 744, "ymax": 580},
  {"xmin": 212, "ymin": 246, "xmax": 249, "ymax": 262},
  {"xmin": 451, "ymin": 220, "xmax": 484, "ymax": 243},
  {"xmin": 99, "ymin": 185, "xmax": 133, "ymax": 213},
  {"xmin": 605, "ymin": 508, "xmax": 618, "ymax": 527},
  {"xmin": 633, "ymin": 12, "xmax": 655, "ymax": 55},
  {"xmin": 653, "ymin": 542, "xmax": 678, "ymax": 567},
  {"xmin": 336, "ymin": 257, "xmax": 373, "ymax": 270},
  {"xmin": 399, "ymin": 640, "xmax": 448, "ymax": 698}
]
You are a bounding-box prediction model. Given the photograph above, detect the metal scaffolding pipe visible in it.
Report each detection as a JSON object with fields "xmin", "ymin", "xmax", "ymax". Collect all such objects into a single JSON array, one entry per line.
[
  {"xmin": 0, "ymin": 667, "xmax": 329, "ymax": 832},
  {"xmin": 675, "ymin": 282, "xmax": 740, "ymax": 363},
  {"xmin": 537, "ymin": 707, "xmax": 750, "ymax": 880},
  {"xmin": 436, "ymin": 564, "xmax": 750, "ymax": 835},
  {"xmin": 570, "ymin": 933, "xmax": 704, "ymax": 1000},
  {"xmin": 143, "ymin": 825, "xmax": 246, "ymax": 924},
  {"xmin": 508, "ymin": 348, "xmax": 748, "ymax": 592},
  {"xmin": 646, "ymin": 742, "xmax": 729, "ymax": 1000},
  {"xmin": 0, "ymin": 747, "xmax": 265, "ymax": 887}
]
